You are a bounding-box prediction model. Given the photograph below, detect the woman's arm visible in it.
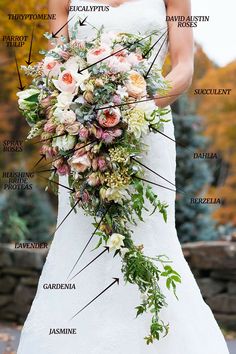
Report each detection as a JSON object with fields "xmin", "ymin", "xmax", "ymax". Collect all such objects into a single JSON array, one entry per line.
[
  {"xmin": 155, "ymin": 0, "xmax": 194, "ymax": 108},
  {"xmin": 48, "ymin": 0, "xmax": 70, "ymax": 47}
]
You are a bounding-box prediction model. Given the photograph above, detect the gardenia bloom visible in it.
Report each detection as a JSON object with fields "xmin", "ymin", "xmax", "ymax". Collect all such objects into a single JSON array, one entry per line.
[
  {"xmin": 107, "ymin": 233, "xmax": 125, "ymax": 251},
  {"xmin": 101, "ymin": 187, "xmax": 129, "ymax": 203},
  {"xmin": 17, "ymin": 89, "xmax": 39, "ymax": 110},
  {"xmin": 52, "ymin": 135, "xmax": 76, "ymax": 151}
]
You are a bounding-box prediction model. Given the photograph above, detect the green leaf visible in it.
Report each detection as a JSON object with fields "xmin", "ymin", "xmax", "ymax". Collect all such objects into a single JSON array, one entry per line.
[{"xmin": 24, "ymin": 93, "xmax": 40, "ymax": 102}]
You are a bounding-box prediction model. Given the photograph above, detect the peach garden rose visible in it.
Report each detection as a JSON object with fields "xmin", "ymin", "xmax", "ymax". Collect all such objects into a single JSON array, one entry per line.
[{"xmin": 125, "ymin": 70, "xmax": 147, "ymax": 98}]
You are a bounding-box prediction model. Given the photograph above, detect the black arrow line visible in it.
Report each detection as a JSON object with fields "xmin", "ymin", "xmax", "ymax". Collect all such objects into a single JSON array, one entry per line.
[
  {"xmin": 79, "ymin": 16, "xmax": 88, "ymax": 26},
  {"xmin": 68, "ymin": 247, "xmax": 109, "ymax": 282},
  {"xmin": 77, "ymin": 30, "xmax": 164, "ymax": 74},
  {"xmin": 32, "ymin": 133, "xmax": 67, "ymax": 145},
  {"xmin": 25, "ymin": 25, "xmax": 35, "ymax": 65},
  {"xmin": 131, "ymin": 157, "xmax": 188, "ymax": 195},
  {"xmin": 135, "ymin": 176, "xmax": 176, "ymax": 193},
  {"xmin": 94, "ymin": 92, "xmax": 181, "ymax": 111},
  {"xmin": 134, "ymin": 176, "xmax": 188, "ymax": 196},
  {"xmin": 15, "ymin": 52, "xmax": 25, "ymax": 91},
  {"xmin": 37, "ymin": 174, "xmax": 75, "ymax": 193},
  {"xmin": 49, "ymin": 200, "xmax": 79, "ymax": 238},
  {"xmin": 33, "ymin": 154, "xmax": 46, "ymax": 168},
  {"xmin": 70, "ymin": 278, "xmax": 119, "ymax": 320},
  {"xmin": 131, "ymin": 157, "xmax": 177, "ymax": 189},
  {"xmin": 52, "ymin": 15, "xmax": 75, "ymax": 38},
  {"xmin": 35, "ymin": 139, "xmax": 97, "ymax": 171},
  {"xmin": 144, "ymin": 34, "xmax": 168, "ymax": 79},
  {"xmin": 143, "ymin": 30, "xmax": 167, "ymax": 58},
  {"xmin": 66, "ymin": 205, "xmax": 112, "ymax": 281}
]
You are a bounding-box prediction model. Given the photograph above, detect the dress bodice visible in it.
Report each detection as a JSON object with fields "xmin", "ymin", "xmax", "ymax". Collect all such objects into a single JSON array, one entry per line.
[{"xmin": 68, "ymin": 0, "xmax": 168, "ymax": 67}]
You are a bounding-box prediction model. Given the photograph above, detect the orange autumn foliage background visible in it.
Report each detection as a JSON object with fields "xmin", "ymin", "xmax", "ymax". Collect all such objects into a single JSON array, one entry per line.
[{"xmin": 0, "ymin": 0, "xmax": 236, "ymax": 226}]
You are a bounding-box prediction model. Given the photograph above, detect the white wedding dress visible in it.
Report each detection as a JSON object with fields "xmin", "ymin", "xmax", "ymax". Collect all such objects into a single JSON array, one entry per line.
[{"xmin": 17, "ymin": 1, "xmax": 229, "ymax": 353}]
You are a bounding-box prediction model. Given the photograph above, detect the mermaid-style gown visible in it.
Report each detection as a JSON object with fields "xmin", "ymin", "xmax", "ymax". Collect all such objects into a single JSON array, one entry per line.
[{"xmin": 17, "ymin": 1, "xmax": 229, "ymax": 353}]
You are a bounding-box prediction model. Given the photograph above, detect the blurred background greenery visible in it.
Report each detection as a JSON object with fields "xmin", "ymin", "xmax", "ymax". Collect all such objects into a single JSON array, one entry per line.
[{"xmin": 0, "ymin": 0, "xmax": 235, "ymax": 244}]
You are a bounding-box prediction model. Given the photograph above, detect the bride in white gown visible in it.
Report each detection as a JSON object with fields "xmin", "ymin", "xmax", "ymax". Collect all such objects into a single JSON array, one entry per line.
[{"xmin": 17, "ymin": 0, "xmax": 230, "ymax": 353}]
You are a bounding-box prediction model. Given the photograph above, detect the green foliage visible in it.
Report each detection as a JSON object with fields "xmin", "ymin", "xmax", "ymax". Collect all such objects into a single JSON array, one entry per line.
[
  {"xmin": 122, "ymin": 249, "xmax": 181, "ymax": 343},
  {"xmin": 0, "ymin": 185, "xmax": 56, "ymax": 243}
]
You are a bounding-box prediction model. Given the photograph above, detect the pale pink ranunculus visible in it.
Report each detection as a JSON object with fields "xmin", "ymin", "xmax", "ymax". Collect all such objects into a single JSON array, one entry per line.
[
  {"xmin": 40, "ymin": 96, "xmax": 52, "ymax": 109},
  {"xmin": 87, "ymin": 45, "xmax": 111, "ymax": 65},
  {"xmin": 57, "ymin": 163, "xmax": 70, "ymax": 176},
  {"xmin": 43, "ymin": 57, "xmax": 61, "ymax": 77},
  {"xmin": 74, "ymin": 143, "xmax": 87, "ymax": 157},
  {"xmin": 87, "ymin": 172, "xmax": 100, "ymax": 187},
  {"xmin": 71, "ymin": 39, "xmax": 85, "ymax": 49},
  {"xmin": 127, "ymin": 52, "xmax": 143, "ymax": 66},
  {"xmin": 97, "ymin": 108, "xmax": 121, "ymax": 128},
  {"xmin": 79, "ymin": 126, "xmax": 89, "ymax": 141},
  {"xmin": 60, "ymin": 110, "xmax": 77, "ymax": 125},
  {"xmin": 125, "ymin": 70, "xmax": 147, "ymax": 98},
  {"xmin": 53, "ymin": 158, "xmax": 64, "ymax": 169},
  {"xmin": 53, "ymin": 70, "xmax": 77, "ymax": 93},
  {"xmin": 68, "ymin": 153, "xmax": 91, "ymax": 173},
  {"xmin": 111, "ymin": 128, "xmax": 123, "ymax": 138},
  {"xmin": 108, "ymin": 56, "xmax": 131, "ymax": 73},
  {"xmin": 101, "ymin": 128, "xmax": 123, "ymax": 143},
  {"xmin": 40, "ymin": 145, "xmax": 58, "ymax": 158},
  {"xmin": 92, "ymin": 157, "xmax": 98, "ymax": 171},
  {"xmin": 56, "ymin": 124, "xmax": 66, "ymax": 135},
  {"xmin": 92, "ymin": 126, "xmax": 103, "ymax": 139},
  {"xmin": 59, "ymin": 51, "xmax": 71, "ymax": 61},
  {"xmin": 113, "ymin": 95, "xmax": 122, "ymax": 105},
  {"xmin": 82, "ymin": 190, "xmax": 90, "ymax": 203},
  {"xmin": 65, "ymin": 122, "xmax": 81, "ymax": 135},
  {"xmin": 44, "ymin": 120, "xmax": 56, "ymax": 133},
  {"xmin": 101, "ymin": 131, "xmax": 114, "ymax": 144},
  {"xmin": 97, "ymin": 156, "xmax": 107, "ymax": 172}
]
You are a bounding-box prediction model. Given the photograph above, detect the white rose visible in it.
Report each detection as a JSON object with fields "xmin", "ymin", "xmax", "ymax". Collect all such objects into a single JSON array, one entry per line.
[
  {"xmin": 56, "ymin": 92, "xmax": 74, "ymax": 109},
  {"xmin": 52, "ymin": 135, "xmax": 76, "ymax": 151},
  {"xmin": 60, "ymin": 110, "xmax": 77, "ymax": 124},
  {"xmin": 107, "ymin": 233, "xmax": 125, "ymax": 251}
]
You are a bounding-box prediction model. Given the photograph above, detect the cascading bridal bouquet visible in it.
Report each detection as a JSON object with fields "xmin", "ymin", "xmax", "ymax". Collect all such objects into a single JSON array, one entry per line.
[{"xmin": 17, "ymin": 25, "xmax": 181, "ymax": 344}]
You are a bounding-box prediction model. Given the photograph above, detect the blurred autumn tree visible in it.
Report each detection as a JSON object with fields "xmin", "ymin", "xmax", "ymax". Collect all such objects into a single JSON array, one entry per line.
[
  {"xmin": 0, "ymin": 0, "xmax": 49, "ymax": 170},
  {"xmin": 196, "ymin": 61, "xmax": 236, "ymax": 226},
  {"xmin": 0, "ymin": 0, "xmax": 57, "ymax": 237}
]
